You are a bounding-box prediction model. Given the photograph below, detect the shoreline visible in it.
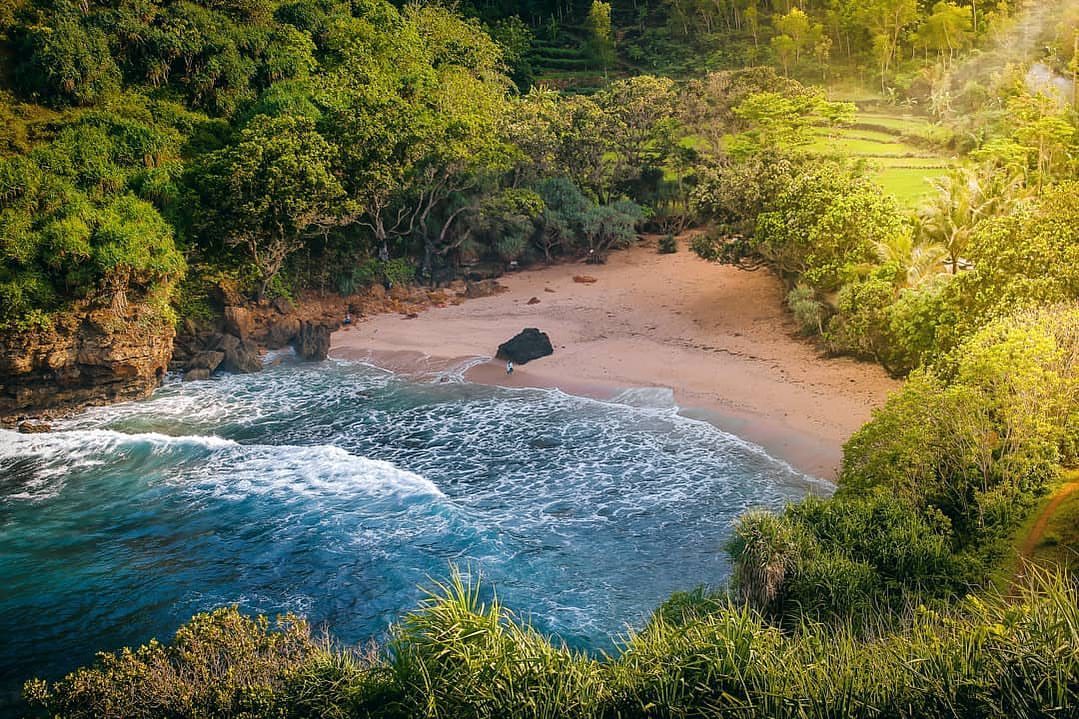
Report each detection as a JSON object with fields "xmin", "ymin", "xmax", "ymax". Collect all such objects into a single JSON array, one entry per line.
[{"xmin": 331, "ymin": 238, "xmax": 900, "ymax": 479}]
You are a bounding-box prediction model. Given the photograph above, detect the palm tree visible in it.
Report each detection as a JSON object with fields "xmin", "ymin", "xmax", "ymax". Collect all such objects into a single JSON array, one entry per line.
[
  {"xmin": 917, "ymin": 166, "xmax": 1024, "ymax": 274},
  {"xmin": 875, "ymin": 227, "xmax": 949, "ymax": 288}
]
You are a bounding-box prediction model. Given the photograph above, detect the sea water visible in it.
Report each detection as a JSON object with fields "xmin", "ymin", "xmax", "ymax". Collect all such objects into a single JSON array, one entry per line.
[{"xmin": 0, "ymin": 356, "xmax": 823, "ymax": 703}]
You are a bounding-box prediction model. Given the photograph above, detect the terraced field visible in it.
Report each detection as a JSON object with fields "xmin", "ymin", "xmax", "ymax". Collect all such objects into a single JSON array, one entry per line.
[{"xmin": 809, "ymin": 110, "xmax": 956, "ymax": 207}]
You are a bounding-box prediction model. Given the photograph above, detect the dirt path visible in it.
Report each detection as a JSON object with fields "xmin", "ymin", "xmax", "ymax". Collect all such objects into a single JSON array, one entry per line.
[{"xmin": 1019, "ymin": 483, "xmax": 1079, "ymax": 559}]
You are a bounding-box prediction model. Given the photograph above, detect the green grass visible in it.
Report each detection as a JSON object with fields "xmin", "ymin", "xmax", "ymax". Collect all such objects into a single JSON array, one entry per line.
[
  {"xmin": 871, "ymin": 166, "xmax": 947, "ymax": 204},
  {"xmin": 808, "ymin": 113, "xmax": 954, "ymax": 208},
  {"xmin": 856, "ymin": 113, "xmax": 939, "ymax": 134},
  {"xmin": 989, "ymin": 485, "xmax": 1062, "ymax": 593}
]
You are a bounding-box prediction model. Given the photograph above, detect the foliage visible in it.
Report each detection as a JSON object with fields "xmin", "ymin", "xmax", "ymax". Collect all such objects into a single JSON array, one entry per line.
[
  {"xmin": 843, "ymin": 304, "xmax": 1079, "ymax": 543},
  {"xmin": 24, "ymin": 607, "xmax": 320, "ymax": 719},
  {"xmin": 188, "ymin": 113, "xmax": 344, "ymax": 300},
  {"xmin": 27, "ymin": 569, "xmax": 1079, "ymax": 719},
  {"xmin": 754, "ymin": 159, "xmax": 906, "ymax": 291}
]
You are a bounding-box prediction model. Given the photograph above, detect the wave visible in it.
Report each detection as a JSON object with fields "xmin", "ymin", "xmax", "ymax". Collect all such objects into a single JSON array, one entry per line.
[{"xmin": 0, "ymin": 429, "xmax": 443, "ymax": 503}]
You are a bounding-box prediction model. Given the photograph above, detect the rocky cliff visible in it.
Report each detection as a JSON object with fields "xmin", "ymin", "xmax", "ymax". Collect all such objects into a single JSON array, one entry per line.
[{"xmin": 0, "ymin": 303, "xmax": 174, "ymax": 423}]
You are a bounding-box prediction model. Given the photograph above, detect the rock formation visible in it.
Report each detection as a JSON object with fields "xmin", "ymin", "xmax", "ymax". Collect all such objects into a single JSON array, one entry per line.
[
  {"xmin": 496, "ymin": 328, "xmax": 554, "ymax": 364},
  {"xmin": 292, "ymin": 322, "xmax": 332, "ymax": 361},
  {"xmin": 0, "ymin": 302, "xmax": 174, "ymax": 422}
]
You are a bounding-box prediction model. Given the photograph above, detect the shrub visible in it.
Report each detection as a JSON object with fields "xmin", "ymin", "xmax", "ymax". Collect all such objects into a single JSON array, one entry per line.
[
  {"xmin": 26, "ymin": 570, "xmax": 1079, "ymax": 719},
  {"xmin": 657, "ymin": 233, "xmax": 677, "ymax": 254},
  {"xmin": 843, "ymin": 305, "xmax": 1079, "ymax": 543},
  {"xmin": 24, "ymin": 608, "xmax": 320, "ymax": 719},
  {"xmin": 786, "ymin": 284, "xmax": 826, "ymax": 335}
]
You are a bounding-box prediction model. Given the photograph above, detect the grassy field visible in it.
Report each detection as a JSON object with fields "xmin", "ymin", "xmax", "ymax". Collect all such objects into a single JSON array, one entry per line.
[{"xmin": 808, "ymin": 111, "xmax": 954, "ymax": 208}]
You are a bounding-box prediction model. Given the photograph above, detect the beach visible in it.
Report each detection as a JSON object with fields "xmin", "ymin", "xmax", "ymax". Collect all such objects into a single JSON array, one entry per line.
[{"xmin": 330, "ymin": 237, "xmax": 900, "ymax": 479}]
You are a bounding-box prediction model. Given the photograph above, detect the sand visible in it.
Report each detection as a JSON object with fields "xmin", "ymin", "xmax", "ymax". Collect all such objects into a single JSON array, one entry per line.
[{"xmin": 330, "ymin": 237, "xmax": 900, "ymax": 480}]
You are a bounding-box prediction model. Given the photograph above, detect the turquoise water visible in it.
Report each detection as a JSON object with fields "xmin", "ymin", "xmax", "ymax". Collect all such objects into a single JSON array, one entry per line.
[{"xmin": 0, "ymin": 357, "xmax": 821, "ymax": 704}]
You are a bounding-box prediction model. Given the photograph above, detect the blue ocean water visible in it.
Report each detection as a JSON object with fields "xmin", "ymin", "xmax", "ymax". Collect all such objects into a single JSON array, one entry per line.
[{"xmin": 0, "ymin": 356, "xmax": 823, "ymax": 703}]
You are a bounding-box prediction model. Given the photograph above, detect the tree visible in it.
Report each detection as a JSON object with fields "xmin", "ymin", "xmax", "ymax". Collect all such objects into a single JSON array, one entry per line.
[
  {"xmin": 857, "ymin": 0, "xmax": 918, "ymax": 86},
  {"xmin": 773, "ymin": 8, "xmax": 815, "ymax": 64},
  {"xmin": 916, "ymin": 2, "xmax": 974, "ymax": 66},
  {"xmin": 192, "ymin": 114, "xmax": 344, "ymax": 300},
  {"xmin": 586, "ymin": 1, "xmax": 615, "ymax": 75},
  {"xmin": 15, "ymin": 17, "xmax": 120, "ymax": 106},
  {"xmin": 917, "ymin": 166, "xmax": 1021, "ymax": 275},
  {"xmin": 754, "ymin": 161, "xmax": 907, "ymax": 291},
  {"xmin": 596, "ymin": 76, "xmax": 679, "ymax": 190}
]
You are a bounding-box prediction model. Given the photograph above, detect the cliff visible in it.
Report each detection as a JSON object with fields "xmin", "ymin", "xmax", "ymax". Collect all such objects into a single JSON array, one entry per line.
[{"xmin": 0, "ymin": 303, "xmax": 174, "ymax": 423}]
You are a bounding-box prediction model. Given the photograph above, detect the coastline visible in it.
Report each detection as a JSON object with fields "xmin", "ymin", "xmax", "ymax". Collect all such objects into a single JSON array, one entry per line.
[{"xmin": 331, "ymin": 237, "xmax": 900, "ymax": 479}]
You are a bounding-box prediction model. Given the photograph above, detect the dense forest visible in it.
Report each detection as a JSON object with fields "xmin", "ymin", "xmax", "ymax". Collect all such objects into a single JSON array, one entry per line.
[{"xmin": 3, "ymin": 0, "xmax": 1078, "ymax": 716}]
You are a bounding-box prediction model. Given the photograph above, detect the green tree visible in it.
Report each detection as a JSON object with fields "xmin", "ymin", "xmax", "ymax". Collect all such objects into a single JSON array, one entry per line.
[
  {"xmin": 192, "ymin": 114, "xmax": 344, "ymax": 299},
  {"xmin": 15, "ymin": 17, "xmax": 120, "ymax": 106},
  {"xmin": 586, "ymin": 0, "xmax": 615, "ymax": 75}
]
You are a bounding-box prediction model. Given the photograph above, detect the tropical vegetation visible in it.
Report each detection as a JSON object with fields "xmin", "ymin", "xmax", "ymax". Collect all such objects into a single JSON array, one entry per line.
[{"xmin": 6, "ymin": 0, "xmax": 1079, "ymax": 716}]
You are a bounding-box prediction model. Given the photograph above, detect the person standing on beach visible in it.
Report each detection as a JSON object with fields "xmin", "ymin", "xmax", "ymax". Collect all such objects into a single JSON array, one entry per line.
[{"xmin": 506, "ymin": 361, "xmax": 514, "ymax": 375}]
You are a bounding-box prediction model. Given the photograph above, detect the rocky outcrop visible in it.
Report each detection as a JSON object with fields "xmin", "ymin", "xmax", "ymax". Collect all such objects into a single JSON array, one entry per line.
[
  {"xmin": 0, "ymin": 303, "xmax": 174, "ymax": 422},
  {"xmin": 496, "ymin": 328, "xmax": 554, "ymax": 365},
  {"xmin": 223, "ymin": 306, "xmax": 253, "ymax": 339},
  {"xmin": 292, "ymin": 322, "xmax": 332, "ymax": 361},
  {"xmin": 212, "ymin": 333, "xmax": 263, "ymax": 374}
]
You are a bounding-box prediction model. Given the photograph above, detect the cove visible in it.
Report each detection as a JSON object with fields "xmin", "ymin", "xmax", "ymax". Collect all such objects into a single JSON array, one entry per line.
[{"xmin": 0, "ymin": 358, "xmax": 823, "ymax": 704}]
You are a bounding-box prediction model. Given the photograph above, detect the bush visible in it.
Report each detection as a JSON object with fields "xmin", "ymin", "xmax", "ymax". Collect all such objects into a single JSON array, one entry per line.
[
  {"xmin": 842, "ymin": 305, "xmax": 1079, "ymax": 543},
  {"xmin": 336, "ymin": 258, "xmax": 414, "ymax": 295},
  {"xmin": 657, "ymin": 233, "xmax": 677, "ymax": 254},
  {"xmin": 26, "ymin": 569, "xmax": 1079, "ymax": 719},
  {"xmin": 24, "ymin": 608, "xmax": 320, "ymax": 719},
  {"xmin": 786, "ymin": 284, "xmax": 826, "ymax": 335}
]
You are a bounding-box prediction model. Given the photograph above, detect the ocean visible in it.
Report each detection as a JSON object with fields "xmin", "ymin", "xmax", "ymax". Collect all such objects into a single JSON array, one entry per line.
[{"xmin": 0, "ymin": 355, "xmax": 823, "ymax": 704}]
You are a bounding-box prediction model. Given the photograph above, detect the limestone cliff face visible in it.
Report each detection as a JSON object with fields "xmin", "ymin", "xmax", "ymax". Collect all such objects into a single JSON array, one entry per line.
[{"xmin": 0, "ymin": 303, "xmax": 174, "ymax": 421}]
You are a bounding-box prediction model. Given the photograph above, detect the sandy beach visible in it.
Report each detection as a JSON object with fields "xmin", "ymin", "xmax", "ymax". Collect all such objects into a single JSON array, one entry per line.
[{"xmin": 331, "ymin": 237, "xmax": 900, "ymax": 479}]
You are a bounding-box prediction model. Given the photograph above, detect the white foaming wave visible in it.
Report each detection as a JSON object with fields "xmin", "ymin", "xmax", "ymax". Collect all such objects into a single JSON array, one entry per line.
[
  {"xmin": 1, "ymin": 429, "xmax": 443, "ymax": 503},
  {"xmin": 433, "ymin": 355, "xmax": 491, "ymax": 383},
  {"xmin": 0, "ymin": 428, "xmax": 237, "ymax": 462},
  {"xmin": 0, "ymin": 429, "xmax": 239, "ymax": 502},
  {"xmin": 193, "ymin": 442, "xmax": 444, "ymax": 502}
]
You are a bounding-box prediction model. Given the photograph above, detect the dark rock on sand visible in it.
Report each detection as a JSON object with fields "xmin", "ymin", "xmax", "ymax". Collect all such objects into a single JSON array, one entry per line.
[{"xmin": 496, "ymin": 328, "xmax": 554, "ymax": 365}]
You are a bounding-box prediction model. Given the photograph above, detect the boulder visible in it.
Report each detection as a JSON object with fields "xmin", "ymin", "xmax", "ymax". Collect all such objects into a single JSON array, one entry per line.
[
  {"xmin": 496, "ymin": 328, "xmax": 554, "ymax": 365},
  {"xmin": 183, "ymin": 368, "xmax": 212, "ymax": 382},
  {"xmin": 292, "ymin": 322, "xmax": 331, "ymax": 361},
  {"xmin": 209, "ymin": 332, "xmax": 240, "ymax": 354},
  {"xmin": 223, "ymin": 306, "xmax": 253, "ymax": 339},
  {"xmin": 17, "ymin": 420, "xmax": 52, "ymax": 433},
  {"xmin": 217, "ymin": 337, "xmax": 263, "ymax": 374},
  {"xmin": 187, "ymin": 351, "xmax": 225, "ymax": 372},
  {"xmin": 264, "ymin": 317, "xmax": 301, "ymax": 349}
]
